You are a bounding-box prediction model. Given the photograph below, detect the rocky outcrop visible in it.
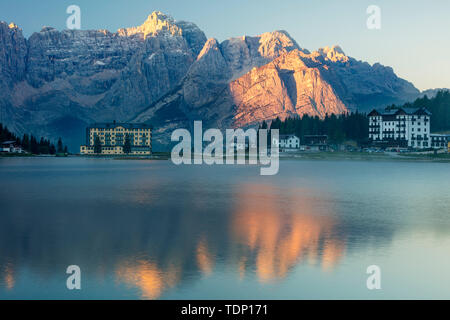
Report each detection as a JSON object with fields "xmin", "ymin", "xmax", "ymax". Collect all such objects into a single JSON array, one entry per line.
[{"xmin": 230, "ymin": 50, "xmax": 348, "ymax": 126}]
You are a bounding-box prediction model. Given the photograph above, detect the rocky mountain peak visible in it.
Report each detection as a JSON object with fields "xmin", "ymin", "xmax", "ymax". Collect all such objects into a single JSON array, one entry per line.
[
  {"xmin": 317, "ymin": 45, "xmax": 349, "ymax": 63},
  {"xmin": 7, "ymin": 22, "xmax": 19, "ymax": 29},
  {"xmin": 39, "ymin": 26, "xmax": 57, "ymax": 33},
  {"xmin": 257, "ymin": 30, "xmax": 306, "ymax": 58},
  {"xmin": 197, "ymin": 38, "xmax": 220, "ymax": 60},
  {"xmin": 0, "ymin": 21, "xmax": 22, "ymax": 33},
  {"xmin": 117, "ymin": 11, "xmax": 181, "ymax": 39},
  {"xmin": 116, "ymin": 11, "xmax": 206, "ymax": 55}
]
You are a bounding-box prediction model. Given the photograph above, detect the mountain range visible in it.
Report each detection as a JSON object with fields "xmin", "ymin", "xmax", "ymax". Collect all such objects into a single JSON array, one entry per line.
[{"xmin": 0, "ymin": 11, "xmax": 427, "ymax": 150}]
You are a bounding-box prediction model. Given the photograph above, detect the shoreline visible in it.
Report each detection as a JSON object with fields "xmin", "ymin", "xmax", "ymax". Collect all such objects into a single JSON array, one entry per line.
[
  {"xmin": 2, "ymin": 151, "xmax": 450, "ymax": 163},
  {"xmin": 279, "ymin": 151, "xmax": 450, "ymax": 163}
]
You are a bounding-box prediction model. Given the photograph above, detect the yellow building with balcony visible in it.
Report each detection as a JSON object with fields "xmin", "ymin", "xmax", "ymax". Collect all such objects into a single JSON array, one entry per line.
[{"xmin": 80, "ymin": 122, "xmax": 152, "ymax": 155}]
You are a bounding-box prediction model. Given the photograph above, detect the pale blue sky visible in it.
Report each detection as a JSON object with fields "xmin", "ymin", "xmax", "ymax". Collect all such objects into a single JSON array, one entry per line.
[{"xmin": 1, "ymin": 0, "xmax": 449, "ymax": 90}]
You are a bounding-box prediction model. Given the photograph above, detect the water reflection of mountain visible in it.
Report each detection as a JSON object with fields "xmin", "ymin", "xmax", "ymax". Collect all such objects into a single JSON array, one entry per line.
[
  {"xmin": 231, "ymin": 185, "xmax": 346, "ymax": 281},
  {"xmin": 0, "ymin": 180, "xmax": 394, "ymax": 299}
]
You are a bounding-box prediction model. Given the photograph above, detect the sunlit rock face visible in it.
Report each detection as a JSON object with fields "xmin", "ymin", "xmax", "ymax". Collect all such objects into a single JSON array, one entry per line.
[
  {"xmin": 0, "ymin": 12, "xmax": 419, "ymax": 150},
  {"xmin": 230, "ymin": 49, "xmax": 348, "ymax": 126}
]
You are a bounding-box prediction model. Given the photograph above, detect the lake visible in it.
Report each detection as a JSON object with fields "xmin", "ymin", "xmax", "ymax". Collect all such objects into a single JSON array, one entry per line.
[{"xmin": 0, "ymin": 157, "xmax": 450, "ymax": 299}]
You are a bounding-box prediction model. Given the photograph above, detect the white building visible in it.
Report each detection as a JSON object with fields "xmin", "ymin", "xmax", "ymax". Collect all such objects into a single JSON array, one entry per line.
[
  {"xmin": 368, "ymin": 107, "xmax": 431, "ymax": 149},
  {"xmin": 430, "ymin": 134, "xmax": 450, "ymax": 149},
  {"xmin": 273, "ymin": 134, "xmax": 300, "ymax": 150},
  {"xmin": 1, "ymin": 141, "xmax": 24, "ymax": 153}
]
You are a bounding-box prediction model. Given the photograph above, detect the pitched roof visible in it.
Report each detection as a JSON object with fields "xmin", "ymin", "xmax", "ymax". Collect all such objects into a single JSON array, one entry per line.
[
  {"xmin": 1, "ymin": 140, "xmax": 16, "ymax": 145},
  {"xmin": 279, "ymin": 134, "xmax": 298, "ymax": 139},
  {"xmin": 88, "ymin": 122, "xmax": 152, "ymax": 129},
  {"xmin": 368, "ymin": 107, "xmax": 431, "ymax": 116}
]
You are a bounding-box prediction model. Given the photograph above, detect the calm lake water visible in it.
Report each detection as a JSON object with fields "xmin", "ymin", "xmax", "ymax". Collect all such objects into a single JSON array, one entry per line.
[{"xmin": 0, "ymin": 157, "xmax": 450, "ymax": 299}]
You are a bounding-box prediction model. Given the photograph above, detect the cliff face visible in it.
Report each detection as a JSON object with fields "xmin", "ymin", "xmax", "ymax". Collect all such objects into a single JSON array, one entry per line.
[
  {"xmin": 0, "ymin": 12, "xmax": 207, "ymax": 149},
  {"xmin": 0, "ymin": 12, "xmax": 420, "ymax": 150},
  {"xmin": 229, "ymin": 50, "xmax": 348, "ymax": 127},
  {"xmin": 0, "ymin": 23, "xmax": 27, "ymax": 84}
]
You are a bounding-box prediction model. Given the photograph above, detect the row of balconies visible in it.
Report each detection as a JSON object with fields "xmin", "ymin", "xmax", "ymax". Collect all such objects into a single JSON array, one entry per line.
[{"xmin": 410, "ymin": 135, "xmax": 429, "ymax": 141}]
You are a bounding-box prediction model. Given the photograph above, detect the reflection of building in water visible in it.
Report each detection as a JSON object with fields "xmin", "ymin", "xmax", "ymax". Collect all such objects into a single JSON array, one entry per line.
[{"xmin": 231, "ymin": 184, "xmax": 346, "ymax": 281}]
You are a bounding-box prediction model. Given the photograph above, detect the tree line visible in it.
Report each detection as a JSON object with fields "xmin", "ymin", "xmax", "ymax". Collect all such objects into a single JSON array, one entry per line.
[
  {"xmin": 260, "ymin": 90, "xmax": 450, "ymax": 145},
  {"xmin": 0, "ymin": 123, "xmax": 68, "ymax": 154},
  {"xmin": 260, "ymin": 112, "xmax": 369, "ymax": 145},
  {"xmin": 387, "ymin": 90, "xmax": 450, "ymax": 133}
]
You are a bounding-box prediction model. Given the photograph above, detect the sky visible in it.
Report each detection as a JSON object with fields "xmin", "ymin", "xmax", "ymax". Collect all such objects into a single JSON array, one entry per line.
[{"xmin": 1, "ymin": 0, "xmax": 449, "ymax": 91}]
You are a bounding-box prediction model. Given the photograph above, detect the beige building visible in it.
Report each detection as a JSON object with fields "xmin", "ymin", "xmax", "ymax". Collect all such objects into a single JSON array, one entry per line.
[{"xmin": 80, "ymin": 122, "xmax": 151, "ymax": 155}]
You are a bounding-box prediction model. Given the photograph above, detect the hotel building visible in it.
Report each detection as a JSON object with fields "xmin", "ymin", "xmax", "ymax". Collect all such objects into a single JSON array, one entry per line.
[
  {"xmin": 430, "ymin": 134, "xmax": 450, "ymax": 150},
  {"xmin": 80, "ymin": 122, "xmax": 152, "ymax": 155},
  {"xmin": 368, "ymin": 107, "xmax": 431, "ymax": 149}
]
